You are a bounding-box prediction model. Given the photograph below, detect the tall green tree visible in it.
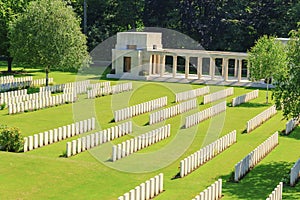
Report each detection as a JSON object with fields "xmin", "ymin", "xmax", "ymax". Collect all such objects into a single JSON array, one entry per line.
[
  {"xmin": 0, "ymin": 0, "xmax": 32, "ymax": 71},
  {"xmin": 247, "ymin": 35, "xmax": 288, "ymax": 103},
  {"xmin": 273, "ymin": 26, "xmax": 300, "ymax": 120},
  {"xmin": 9, "ymin": 0, "xmax": 90, "ymax": 86}
]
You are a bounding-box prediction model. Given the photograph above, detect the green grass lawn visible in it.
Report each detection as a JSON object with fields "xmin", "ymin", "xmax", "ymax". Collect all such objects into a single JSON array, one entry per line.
[{"xmin": 0, "ymin": 66, "xmax": 299, "ymax": 199}]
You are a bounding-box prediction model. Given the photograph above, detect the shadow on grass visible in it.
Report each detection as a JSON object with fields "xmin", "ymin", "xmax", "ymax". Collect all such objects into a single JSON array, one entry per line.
[
  {"xmin": 227, "ymin": 102, "xmax": 232, "ymax": 107},
  {"xmin": 143, "ymin": 121, "xmax": 150, "ymax": 126},
  {"xmin": 221, "ymin": 161, "xmax": 297, "ymax": 200},
  {"xmin": 0, "ymin": 69, "xmax": 42, "ymax": 77},
  {"xmin": 171, "ymin": 172, "xmax": 181, "ymax": 180},
  {"xmin": 234, "ymin": 102, "xmax": 268, "ymax": 108},
  {"xmin": 282, "ymin": 126, "xmax": 300, "ymax": 141}
]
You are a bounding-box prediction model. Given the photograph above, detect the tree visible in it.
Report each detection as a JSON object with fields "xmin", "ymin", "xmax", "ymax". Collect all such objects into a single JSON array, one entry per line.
[
  {"xmin": 0, "ymin": 125, "xmax": 23, "ymax": 152},
  {"xmin": 273, "ymin": 25, "xmax": 300, "ymax": 120},
  {"xmin": 247, "ymin": 35, "xmax": 288, "ymax": 103},
  {"xmin": 0, "ymin": 0, "xmax": 32, "ymax": 72},
  {"xmin": 9, "ymin": 0, "xmax": 90, "ymax": 85}
]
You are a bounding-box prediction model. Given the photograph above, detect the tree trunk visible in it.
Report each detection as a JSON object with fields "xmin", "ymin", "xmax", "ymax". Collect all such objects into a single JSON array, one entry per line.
[
  {"xmin": 7, "ymin": 57, "xmax": 13, "ymax": 72},
  {"xmin": 266, "ymin": 78, "xmax": 269, "ymax": 104},
  {"xmin": 45, "ymin": 66, "xmax": 49, "ymax": 86}
]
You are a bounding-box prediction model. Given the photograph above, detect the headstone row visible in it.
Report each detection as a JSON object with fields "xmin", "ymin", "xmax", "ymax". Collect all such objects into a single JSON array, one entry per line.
[
  {"xmin": 0, "ymin": 76, "xmax": 52, "ymax": 92},
  {"xmin": 175, "ymin": 86, "xmax": 210, "ymax": 103},
  {"xmin": 0, "ymin": 75, "xmax": 14, "ymax": 83},
  {"xmin": 285, "ymin": 118, "xmax": 299, "ymax": 135},
  {"xmin": 39, "ymin": 80, "xmax": 91, "ymax": 93},
  {"xmin": 63, "ymin": 80, "xmax": 102, "ymax": 95},
  {"xmin": 266, "ymin": 182, "xmax": 283, "ymax": 200},
  {"xmin": 246, "ymin": 105, "xmax": 277, "ymax": 133},
  {"xmin": 149, "ymin": 99, "xmax": 197, "ymax": 125},
  {"xmin": 192, "ymin": 179, "xmax": 222, "ymax": 200},
  {"xmin": 3, "ymin": 91, "xmax": 51, "ymax": 106},
  {"xmin": 290, "ymin": 158, "xmax": 300, "ymax": 186},
  {"xmin": 31, "ymin": 78, "xmax": 54, "ymax": 86},
  {"xmin": 87, "ymin": 82, "xmax": 133, "ymax": 98},
  {"xmin": 234, "ymin": 132, "xmax": 278, "ymax": 182},
  {"xmin": 231, "ymin": 89, "xmax": 259, "ymax": 107},
  {"xmin": 66, "ymin": 121, "xmax": 132, "ymax": 157},
  {"xmin": 114, "ymin": 96, "xmax": 168, "ymax": 122},
  {"xmin": 0, "ymin": 89, "xmax": 27, "ymax": 104},
  {"xmin": 203, "ymin": 87, "xmax": 234, "ymax": 104},
  {"xmin": 8, "ymin": 93, "xmax": 76, "ymax": 114},
  {"xmin": 112, "ymin": 124, "xmax": 171, "ymax": 162},
  {"xmin": 180, "ymin": 130, "xmax": 236, "ymax": 178},
  {"xmin": 0, "ymin": 76, "xmax": 32, "ymax": 84},
  {"xmin": 185, "ymin": 101, "xmax": 226, "ymax": 128},
  {"xmin": 0, "ymin": 80, "xmax": 31, "ymax": 92},
  {"xmin": 40, "ymin": 84, "xmax": 65, "ymax": 93},
  {"xmin": 23, "ymin": 118, "xmax": 95, "ymax": 152},
  {"xmin": 117, "ymin": 173, "xmax": 164, "ymax": 200}
]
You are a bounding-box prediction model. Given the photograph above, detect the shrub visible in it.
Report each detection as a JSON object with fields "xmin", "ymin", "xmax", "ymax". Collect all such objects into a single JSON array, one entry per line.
[
  {"xmin": 0, "ymin": 125, "xmax": 24, "ymax": 152},
  {"xmin": 27, "ymin": 87, "xmax": 40, "ymax": 94},
  {"xmin": 0, "ymin": 103, "xmax": 6, "ymax": 110},
  {"xmin": 139, "ymin": 70, "xmax": 149, "ymax": 76}
]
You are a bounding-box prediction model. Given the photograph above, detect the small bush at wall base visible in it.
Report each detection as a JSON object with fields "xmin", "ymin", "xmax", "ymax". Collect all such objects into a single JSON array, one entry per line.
[
  {"xmin": 60, "ymin": 150, "xmax": 67, "ymax": 157},
  {"xmin": 0, "ymin": 125, "xmax": 24, "ymax": 152},
  {"xmin": 0, "ymin": 103, "xmax": 6, "ymax": 110}
]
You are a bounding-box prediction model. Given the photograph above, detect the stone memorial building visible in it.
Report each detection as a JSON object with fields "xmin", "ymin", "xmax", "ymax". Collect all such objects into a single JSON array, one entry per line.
[{"xmin": 107, "ymin": 32, "xmax": 250, "ymax": 82}]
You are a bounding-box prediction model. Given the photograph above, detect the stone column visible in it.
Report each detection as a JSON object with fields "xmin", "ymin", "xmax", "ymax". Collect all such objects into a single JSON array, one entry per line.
[
  {"xmin": 173, "ymin": 55, "xmax": 177, "ymax": 78},
  {"xmin": 157, "ymin": 55, "xmax": 161, "ymax": 74},
  {"xmin": 160, "ymin": 54, "xmax": 165, "ymax": 77},
  {"xmin": 197, "ymin": 57, "xmax": 202, "ymax": 79},
  {"xmin": 210, "ymin": 57, "xmax": 215, "ymax": 80},
  {"xmin": 238, "ymin": 59, "xmax": 242, "ymax": 82},
  {"xmin": 224, "ymin": 58, "xmax": 229, "ymax": 81},
  {"xmin": 185, "ymin": 56, "xmax": 190, "ymax": 79},
  {"xmin": 234, "ymin": 59, "xmax": 238, "ymax": 77},
  {"xmin": 152, "ymin": 55, "xmax": 156, "ymax": 75},
  {"xmin": 149, "ymin": 54, "xmax": 153, "ymax": 76}
]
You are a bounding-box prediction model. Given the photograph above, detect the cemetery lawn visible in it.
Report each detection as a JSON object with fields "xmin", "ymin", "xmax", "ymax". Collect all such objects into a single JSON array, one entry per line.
[{"xmin": 0, "ymin": 66, "xmax": 300, "ymax": 199}]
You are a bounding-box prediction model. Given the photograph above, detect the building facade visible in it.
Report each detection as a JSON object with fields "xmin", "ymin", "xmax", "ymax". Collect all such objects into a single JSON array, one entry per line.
[{"xmin": 107, "ymin": 32, "xmax": 249, "ymax": 82}]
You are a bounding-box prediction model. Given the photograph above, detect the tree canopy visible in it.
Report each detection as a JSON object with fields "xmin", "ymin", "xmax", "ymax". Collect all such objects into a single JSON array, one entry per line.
[
  {"xmin": 0, "ymin": 0, "xmax": 32, "ymax": 56},
  {"xmin": 66, "ymin": 0, "xmax": 300, "ymax": 52},
  {"xmin": 273, "ymin": 25, "xmax": 300, "ymax": 120},
  {"xmin": 247, "ymin": 35, "xmax": 288, "ymax": 103},
  {"xmin": 1, "ymin": 0, "xmax": 299, "ymax": 56},
  {"xmin": 9, "ymin": 0, "xmax": 89, "ymax": 85}
]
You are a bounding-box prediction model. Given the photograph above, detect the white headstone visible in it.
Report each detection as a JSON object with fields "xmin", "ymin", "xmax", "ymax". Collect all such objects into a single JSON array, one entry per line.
[
  {"xmin": 62, "ymin": 126, "xmax": 67, "ymax": 139},
  {"xmin": 23, "ymin": 137, "xmax": 28, "ymax": 152},
  {"xmin": 67, "ymin": 125, "xmax": 71, "ymax": 138},
  {"xmin": 72, "ymin": 140, "xmax": 77, "ymax": 156},
  {"xmin": 53, "ymin": 129, "xmax": 58, "ymax": 142},
  {"xmin": 49, "ymin": 130, "xmax": 53, "ymax": 144},
  {"xmin": 135, "ymin": 186, "xmax": 140, "ymax": 200},
  {"xmin": 140, "ymin": 183, "xmax": 145, "ymax": 200},
  {"xmin": 44, "ymin": 131, "xmax": 49, "ymax": 145},
  {"xmin": 86, "ymin": 135, "xmax": 91, "ymax": 149},
  {"xmin": 58, "ymin": 127, "xmax": 63, "ymax": 141},
  {"xmin": 39, "ymin": 132, "xmax": 44, "ymax": 147},
  {"xmin": 77, "ymin": 138, "xmax": 82, "ymax": 153},
  {"xmin": 66, "ymin": 142, "xmax": 71, "ymax": 157},
  {"xmin": 145, "ymin": 180, "xmax": 150, "ymax": 200},
  {"xmin": 33, "ymin": 134, "xmax": 39, "ymax": 149}
]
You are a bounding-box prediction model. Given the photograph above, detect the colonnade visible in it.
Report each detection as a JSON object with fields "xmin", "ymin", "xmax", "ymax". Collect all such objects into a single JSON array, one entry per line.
[{"xmin": 148, "ymin": 53, "xmax": 248, "ymax": 82}]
